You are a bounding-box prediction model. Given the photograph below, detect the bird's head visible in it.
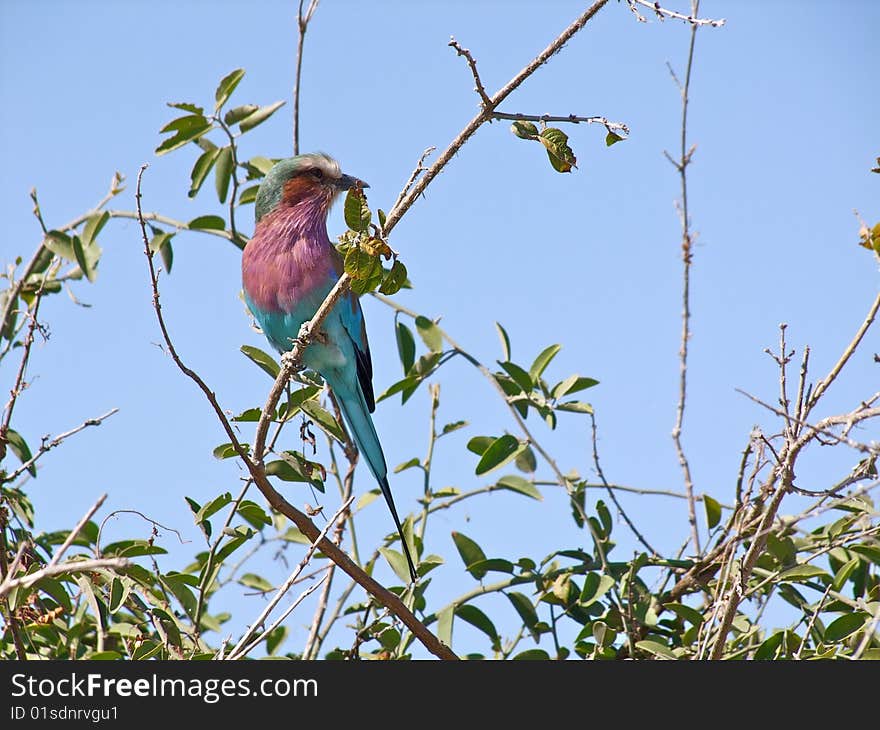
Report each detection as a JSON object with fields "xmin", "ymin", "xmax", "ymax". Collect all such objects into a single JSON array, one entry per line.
[{"xmin": 254, "ymin": 153, "xmax": 368, "ymax": 223}]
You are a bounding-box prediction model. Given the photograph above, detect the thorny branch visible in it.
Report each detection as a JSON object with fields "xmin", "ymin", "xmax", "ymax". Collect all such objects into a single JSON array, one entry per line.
[{"xmin": 293, "ymin": 0, "xmax": 320, "ymax": 155}]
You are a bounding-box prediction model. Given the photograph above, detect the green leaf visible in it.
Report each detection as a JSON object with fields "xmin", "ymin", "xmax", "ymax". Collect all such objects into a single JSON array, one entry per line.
[
  {"xmin": 495, "ymin": 322, "xmax": 511, "ymax": 361},
  {"xmin": 529, "ymin": 344, "xmax": 561, "ymax": 382},
  {"xmin": 437, "ymin": 605, "xmax": 454, "ymax": 647},
  {"xmin": 214, "ymin": 146, "xmax": 234, "ymax": 204},
  {"xmin": 538, "ymin": 127, "xmax": 577, "ymax": 173},
  {"xmin": 394, "ymin": 457, "xmax": 421, "ymax": 474},
  {"xmin": 189, "ymin": 147, "xmax": 221, "ymax": 198},
  {"xmin": 552, "ymin": 375, "xmax": 599, "ymax": 399},
  {"xmin": 5, "ymin": 429, "xmax": 36, "ymax": 477},
  {"xmin": 506, "ymin": 592, "xmax": 538, "ymax": 629},
  {"xmin": 499, "ymin": 361, "xmax": 533, "ymax": 392},
  {"xmin": 239, "ymin": 573, "xmax": 274, "ymax": 592},
  {"xmin": 579, "ymin": 573, "xmax": 616, "ymax": 607},
  {"xmin": 636, "ymin": 639, "xmax": 676, "ymax": 660},
  {"xmin": 512, "ymin": 649, "xmax": 550, "ymax": 660},
  {"xmin": 188, "ymin": 215, "xmax": 226, "ymax": 231},
  {"xmin": 515, "ymin": 445, "xmax": 537, "ymax": 474},
  {"xmin": 108, "ymin": 577, "xmax": 129, "ymax": 614},
  {"xmin": 395, "ymin": 321, "xmax": 416, "ymax": 374},
  {"xmin": 168, "ymin": 102, "xmax": 204, "ymax": 115},
  {"xmin": 475, "ymin": 434, "xmax": 523, "ymax": 476},
  {"xmin": 467, "ymin": 436, "xmax": 494, "ymax": 455},
  {"xmin": 379, "ymin": 260, "xmax": 408, "ymax": 295},
  {"xmin": 240, "ymin": 345, "xmax": 280, "ymax": 379},
  {"xmin": 81, "ymin": 211, "xmax": 110, "ymax": 248},
  {"xmin": 159, "ymin": 237, "xmax": 174, "ymax": 274},
  {"xmin": 496, "ymin": 475, "xmax": 542, "ymax": 500},
  {"xmin": 556, "ymin": 401, "xmax": 593, "ymax": 414},
  {"xmin": 451, "ymin": 531, "xmax": 488, "ymax": 579},
  {"xmin": 300, "ymin": 399, "xmax": 345, "ymax": 444},
  {"xmin": 194, "ymin": 493, "xmax": 232, "ymax": 524},
  {"xmin": 72, "ymin": 235, "xmax": 100, "ymax": 282},
  {"xmin": 778, "ymin": 564, "xmax": 830, "ymax": 583},
  {"xmin": 215, "ymin": 69, "xmax": 245, "ymax": 111},
  {"xmin": 703, "ymin": 494, "xmax": 722, "ymax": 529},
  {"xmin": 343, "ymin": 188, "xmax": 371, "ymax": 232},
  {"xmin": 605, "ymin": 131, "xmax": 624, "ymax": 146},
  {"xmin": 224, "ymin": 104, "xmax": 259, "ymax": 126},
  {"xmin": 379, "ymin": 547, "xmax": 413, "ymax": 584},
  {"xmin": 44, "ymin": 230, "xmax": 76, "ymax": 262},
  {"xmin": 441, "ymin": 420, "xmax": 467, "ymax": 436},
  {"xmin": 237, "ymin": 500, "xmax": 271, "ymax": 529},
  {"xmin": 510, "ymin": 120, "xmax": 539, "ymax": 139},
  {"xmin": 239, "ymin": 101, "xmax": 285, "ymax": 132},
  {"xmin": 832, "ymin": 557, "xmax": 860, "ymax": 592},
  {"xmin": 665, "ymin": 602, "xmax": 704, "ymax": 627},
  {"xmin": 156, "ymin": 115, "xmax": 212, "ymax": 155},
  {"xmin": 238, "ymin": 184, "xmax": 259, "ymax": 205},
  {"xmin": 468, "ymin": 558, "xmax": 515, "ymax": 575},
  {"xmin": 823, "ymin": 612, "xmax": 869, "ymax": 643},
  {"xmin": 344, "ymin": 245, "xmax": 382, "ymax": 282},
  {"xmin": 265, "ymin": 626, "xmax": 288, "ymax": 655},
  {"xmin": 455, "ymin": 604, "xmax": 499, "ymax": 648},
  {"xmin": 753, "ymin": 631, "xmax": 784, "ymax": 660},
  {"xmin": 212, "ymin": 443, "xmax": 244, "ymax": 459},
  {"xmin": 415, "ymin": 316, "xmax": 443, "ymax": 353},
  {"xmin": 34, "ymin": 576, "xmax": 72, "ymax": 613}
]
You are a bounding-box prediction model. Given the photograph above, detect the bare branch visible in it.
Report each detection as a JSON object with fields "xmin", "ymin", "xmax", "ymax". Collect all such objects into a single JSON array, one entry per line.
[
  {"xmin": 293, "ymin": 0, "xmax": 320, "ymax": 154},
  {"xmin": 47, "ymin": 493, "xmax": 107, "ymax": 568},
  {"xmin": 0, "ymin": 558, "xmax": 129, "ymax": 600},
  {"xmin": 491, "ymin": 111, "xmax": 629, "ymax": 135},
  {"xmin": 625, "ymin": 0, "xmax": 725, "ymax": 27},
  {"xmin": 3, "ymin": 409, "xmax": 119, "ymax": 484},
  {"xmin": 669, "ymin": 0, "xmax": 701, "ymax": 555},
  {"xmin": 448, "ymin": 37, "xmax": 492, "ymax": 107}
]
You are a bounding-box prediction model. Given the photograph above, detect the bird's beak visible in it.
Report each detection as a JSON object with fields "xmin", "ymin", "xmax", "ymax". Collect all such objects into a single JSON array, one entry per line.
[{"xmin": 336, "ymin": 173, "xmax": 369, "ymax": 191}]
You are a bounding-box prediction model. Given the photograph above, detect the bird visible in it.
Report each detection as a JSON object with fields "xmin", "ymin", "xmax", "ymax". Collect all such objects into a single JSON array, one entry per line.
[{"xmin": 241, "ymin": 152, "xmax": 417, "ymax": 583}]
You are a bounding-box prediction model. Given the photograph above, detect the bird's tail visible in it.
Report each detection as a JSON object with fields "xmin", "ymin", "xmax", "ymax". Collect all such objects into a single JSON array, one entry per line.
[{"xmin": 327, "ymin": 377, "xmax": 417, "ymax": 582}]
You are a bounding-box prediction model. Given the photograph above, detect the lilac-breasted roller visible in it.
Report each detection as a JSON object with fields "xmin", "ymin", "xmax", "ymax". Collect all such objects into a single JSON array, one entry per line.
[{"xmin": 242, "ymin": 153, "xmax": 417, "ymax": 582}]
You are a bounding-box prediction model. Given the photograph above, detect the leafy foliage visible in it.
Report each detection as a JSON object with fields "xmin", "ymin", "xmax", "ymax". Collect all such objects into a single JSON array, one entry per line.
[{"xmin": 2, "ymin": 60, "xmax": 878, "ymax": 663}]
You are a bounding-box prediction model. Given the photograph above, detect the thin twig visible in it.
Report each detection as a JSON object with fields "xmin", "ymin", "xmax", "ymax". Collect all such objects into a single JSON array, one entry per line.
[
  {"xmin": 226, "ymin": 496, "xmax": 352, "ymax": 660},
  {"xmin": 590, "ymin": 412, "xmax": 658, "ymax": 554},
  {"xmin": 668, "ymin": 0, "xmax": 701, "ymax": 556},
  {"xmin": 293, "ymin": 0, "xmax": 320, "ymax": 155},
  {"xmin": 625, "ymin": 0, "xmax": 725, "ymax": 26},
  {"xmin": 491, "ymin": 111, "xmax": 629, "ymax": 135},
  {"xmin": 3, "ymin": 409, "xmax": 119, "ymax": 484},
  {"xmin": 448, "ymin": 38, "xmax": 492, "ymax": 107},
  {"xmin": 48, "ymin": 494, "xmax": 107, "ymax": 568}
]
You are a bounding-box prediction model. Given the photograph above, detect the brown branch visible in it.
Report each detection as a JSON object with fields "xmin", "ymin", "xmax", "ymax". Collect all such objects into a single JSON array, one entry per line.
[
  {"xmin": 136, "ymin": 165, "xmax": 456, "ymax": 660},
  {"xmin": 0, "ymin": 288, "xmax": 44, "ymax": 461},
  {"xmin": 491, "ymin": 111, "xmax": 629, "ymax": 135},
  {"xmin": 383, "ymin": 0, "xmax": 612, "ymax": 232},
  {"xmin": 668, "ymin": 0, "xmax": 701, "ymax": 556},
  {"xmin": 293, "ymin": 0, "xmax": 320, "ymax": 155},
  {"xmin": 0, "ymin": 518, "xmax": 26, "ymax": 659},
  {"xmin": 448, "ymin": 38, "xmax": 492, "ymax": 107}
]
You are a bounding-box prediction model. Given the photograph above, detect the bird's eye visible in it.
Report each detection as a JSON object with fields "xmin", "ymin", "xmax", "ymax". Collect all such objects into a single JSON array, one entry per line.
[{"xmin": 309, "ymin": 168, "xmax": 324, "ymax": 180}]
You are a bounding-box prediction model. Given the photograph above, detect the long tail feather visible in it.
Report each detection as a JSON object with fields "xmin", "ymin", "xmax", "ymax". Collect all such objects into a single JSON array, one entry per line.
[{"xmin": 329, "ymin": 378, "xmax": 417, "ymax": 582}]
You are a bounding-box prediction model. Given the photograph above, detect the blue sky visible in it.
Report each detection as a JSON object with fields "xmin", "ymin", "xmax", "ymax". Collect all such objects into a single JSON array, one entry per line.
[{"xmin": 1, "ymin": 0, "xmax": 878, "ymax": 657}]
